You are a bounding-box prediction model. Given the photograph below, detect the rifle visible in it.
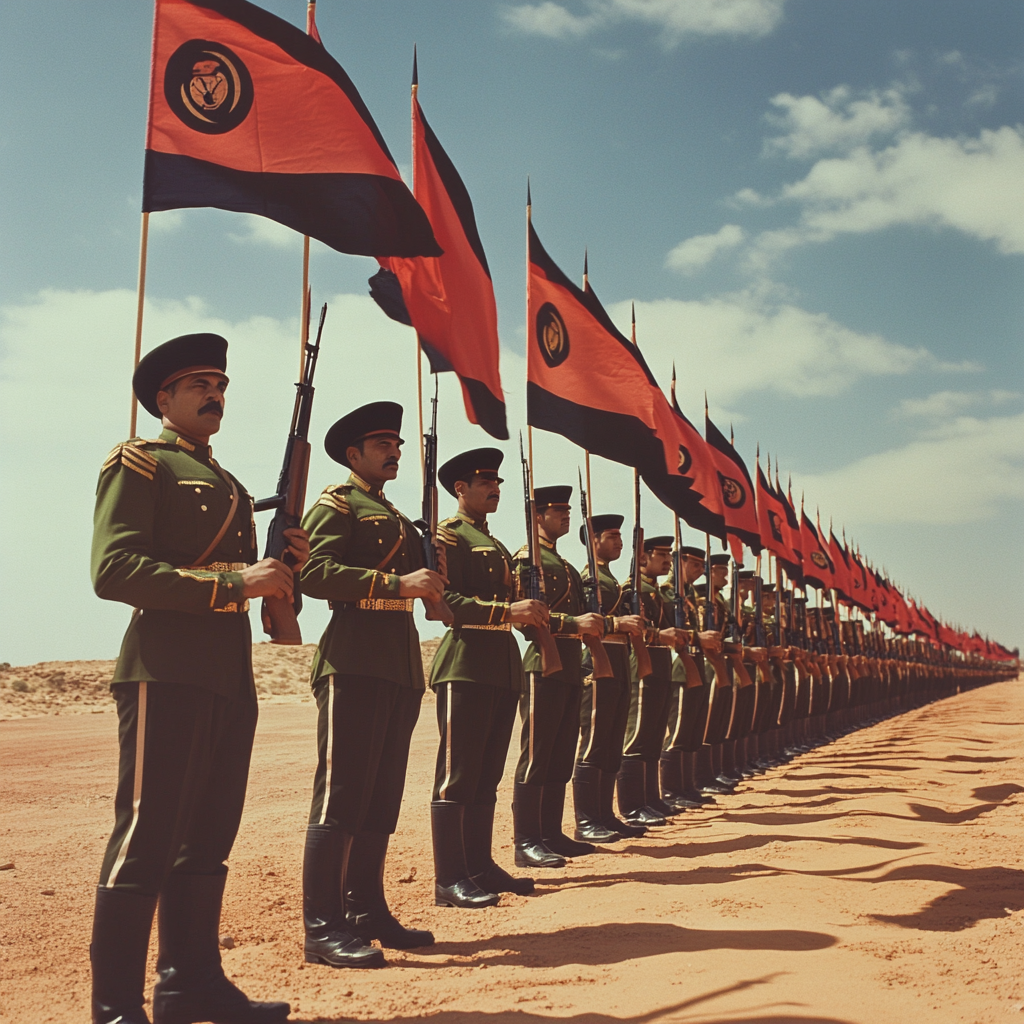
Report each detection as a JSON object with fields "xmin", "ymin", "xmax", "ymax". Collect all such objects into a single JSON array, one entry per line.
[
  {"xmin": 753, "ymin": 575, "xmax": 767, "ymax": 648},
  {"xmin": 253, "ymin": 301, "xmax": 326, "ymax": 645},
  {"xmin": 671, "ymin": 518, "xmax": 704, "ymax": 688},
  {"xmin": 413, "ymin": 375, "xmax": 454, "ymax": 625},
  {"xmin": 519, "ymin": 434, "xmax": 563, "ymax": 677},
  {"xmin": 577, "ymin": 469, "xmax": 614, "ymax": 679},
  {"xmin": 628, "ymin": 471, "xmax": 654, "ymax": 680}
]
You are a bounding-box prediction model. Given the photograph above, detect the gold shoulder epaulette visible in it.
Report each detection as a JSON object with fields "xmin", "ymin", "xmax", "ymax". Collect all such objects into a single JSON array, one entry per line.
[
  {"xmin": 513, "ymin": 544, "xmax": 529, "ymax": 561},
  {"xmin": 315, "ymin": 486, "xmax": 351, "ymax": 515},
  {"xmin": 101, "ymin": 441, "xmax": 160, "ymax": 481},
  {"xmin": 437, "ymin": 524, "xmax": 458, "ymax": 547},
  {"xmin": 439, "ymin": 515, "xmax": 460, "ymax": 528}
]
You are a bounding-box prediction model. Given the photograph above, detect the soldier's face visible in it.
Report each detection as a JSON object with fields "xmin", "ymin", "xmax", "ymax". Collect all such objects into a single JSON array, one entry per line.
[
  {"xmin": 595, "ymin": 529, "xmax": 622, "ymax": 562},
  {"xmin": 645, "ymin": 549, "xmax": 671, "ymax": 577},
  {"xmin": 459, "ymin": 475, "xmax": 501, "ymax": 518},
  {"xmin": 349, "ymin": 435, "xmax": 402, "ymax": 485},
  {"xmin": 537, "ymin": 504, "xmax": 570, "ymax": 540},
  {"xmin": 682, "ymin": 555, "xmax": 705, "ymax": 584},
  {"xmin": 156, "ymin": 373, "xmax": 228, "ymax": 441},
  {"xmin": 711, "ymin": 565, "xmax": 728, "ymax": 590}
]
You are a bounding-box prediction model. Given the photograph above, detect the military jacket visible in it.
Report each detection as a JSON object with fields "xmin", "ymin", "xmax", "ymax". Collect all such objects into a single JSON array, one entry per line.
[
  {"xmin": 670, "ymin": 582, "xmax": 707, "ymax": 684},
  {"xmin": 300, "ymin": 473, "xmax": 425, "ymax": 689},
  {"xmin": 91, "ymin": 428, "xmax": 257, "ymax": 699},
  {"xmin": 514, "ymin": 538, "xmax": 585, "ymax": 686},
  {"xmin": 626, "ymin": 576, "xmax": 673, "ymax": 683},
  {"xmin": 581, "ymin": 560, "xmax": 629, "ymax": 682},
  {"xmin": 430, "ymin": 513, "xmax": 524, "ymax": 692}
]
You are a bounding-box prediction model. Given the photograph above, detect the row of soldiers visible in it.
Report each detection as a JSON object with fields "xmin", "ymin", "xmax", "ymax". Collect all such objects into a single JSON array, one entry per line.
[{"xmin": 88, "ymin": 334, "xmax": 1014, "ymax": 1024}]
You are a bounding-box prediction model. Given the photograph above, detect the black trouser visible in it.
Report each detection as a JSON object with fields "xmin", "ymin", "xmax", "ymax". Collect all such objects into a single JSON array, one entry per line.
[
  {"xmin": 308, "ymin": 674, "xmax": 422, "ymax": 833},
  {"xmin": 621, "ymin": 677, "xmax": 672, "ymax": 761},
  {"xmin": 704, "ymin": 680, "xmax": 735, "ymax": 746},
  {"xmin": 576, "ymin": 671, "xmax": 631, "ymax": 773},
  {"xmin": 98, "ymin": 681, "xmax": 256, "ymax": 896},
  {"xmin": 432, "ymin": 681, "xmax": 518, "ymax": 804},
  {"xmin": 726, "ymin": 682, "xmax": 756, "ymax": 741},
  {"xmin": 515, "ymin": 674, "xmax": 582, "ymax": 787}
]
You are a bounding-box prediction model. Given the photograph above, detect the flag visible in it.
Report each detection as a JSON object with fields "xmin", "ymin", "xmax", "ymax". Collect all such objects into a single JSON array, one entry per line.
[
  {"xmin": 777, "ymin": 476, "xmax": 804, "ymax": 585},
  {"xmin": 526, "ymin": 219, "xmax": 675, "ymax": 474},
  {"xmin": 703, "ymin": 414, "xmax": 761, "ymax": 560},
  {"xmin": 756, "ymin": 459, "xmax": 799, "ymax": 574},
  {"xmin": 799, "ymin": 509, "xmax": 834, "ymax": 591},
  {"xmin": 144, "ymin": 0, "xmax": 440, "ymax": 257},
  {"xmin": 828, "ymin": 528, "xmax": 853, "ymax": 603},
  {"xmin": 846, "ymin": 545, "xmax": 871, "ymax": 611},
  {"xmin": 372, "ymin": 61, "xmax": 507, "ymax": 439}
]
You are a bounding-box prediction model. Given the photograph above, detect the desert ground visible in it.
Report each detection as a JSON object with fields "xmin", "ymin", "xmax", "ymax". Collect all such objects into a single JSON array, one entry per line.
[{"xmin": 2, "ymin": 644, "xmax": 1022, "ymax": 1024}]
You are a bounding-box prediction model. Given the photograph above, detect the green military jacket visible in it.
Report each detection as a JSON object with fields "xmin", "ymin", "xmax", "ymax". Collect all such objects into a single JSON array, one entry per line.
[
  {"xmin": 300, "ymin": 473, "xmax": 425, "ymax": 689},
  {"xmin": 580, "ymin": 560, "xmax": 630, "ymax": 682},
  {"xmin": 91, "ymin": 428, "xmax": 257, "ymax": 700},
  {"xmin": 625, "ymin": 575, "xmax": 673, "ymax": 683},
  {"xmin": 669, "ymin": 582, "xmax": 707, "ymax": 684},
  {"xmin": 429, "ymin": 513, "xmax": 524, "ymax": 692},
  {"xmin": 513, "ymin": 538, "xmax": 585, "ymax": 686}
]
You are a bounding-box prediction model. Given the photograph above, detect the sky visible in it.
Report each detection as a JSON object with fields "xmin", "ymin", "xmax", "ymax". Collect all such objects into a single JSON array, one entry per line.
[{"xmin": 1, "ymin": 0, "xmax": 1021, "ymax": 665}]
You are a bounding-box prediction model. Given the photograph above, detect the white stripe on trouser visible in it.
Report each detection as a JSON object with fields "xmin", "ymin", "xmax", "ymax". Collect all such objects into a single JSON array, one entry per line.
[
  {"xmin": 525, "ymin": 674, "xmax": 537, "ymax": 783},
  {"xmin": 581, "ymin": 679, "xmax": 598, "ymax": 761},
  {"xmin": 438, "ymin": 683, "xmax": 454, "ymax": 800},
  {"xmin": 318, "ymin": 675, "xmax": 336, "ymax": 825},
  {"xmin": 106, "ymin": 681, "xmax": 148, "ymax": 888},
  {"xmin": 668, "ymin": 685, "xmax": 685, "ymax": 747},
  {"xmin": 625, "ymin": 680, "xmax": 645, "ymax": 752}
]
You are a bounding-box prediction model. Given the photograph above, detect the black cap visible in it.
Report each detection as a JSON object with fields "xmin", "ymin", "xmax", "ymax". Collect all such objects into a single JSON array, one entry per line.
[
  {"xmin": 438, "ymin": 448, "xmax": 504, "ymax": 496},
  {"xmin": 739, "ymin": 570, "xmax": 756, "ymax": 580},
  {"xmin": 325, "ymin": 402, "xmax": 404, "ymax": 467},
  {"xmin": 579, "ymin": 513, "xmax": 624, "ymax": 545},
  {"xmin": 763, "ymin": 583, "xmax": 777, "ymax": 593},
  {"xmin": 133, "ymin": 333, "xmax": 228, "ymax": 420},
  {"xmin": 679, "ymin": 545, "xmax": 705, "ymax": 559},
  {"xmin": 643, "ymin": 535, "xmax": 674, "ymax": 552},
  {"xmin": 534, "ymin": 485, "xmax": 572, "ymax": 509},
  {"xmin": 709, "ymin": 553, "xmax": 731, "ymax": 567}
]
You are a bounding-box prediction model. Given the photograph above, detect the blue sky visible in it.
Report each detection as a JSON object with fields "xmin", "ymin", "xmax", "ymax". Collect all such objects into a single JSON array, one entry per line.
[{"xmin": 1, "ymin": 0, "xmax": 1021, "ymax": 664}]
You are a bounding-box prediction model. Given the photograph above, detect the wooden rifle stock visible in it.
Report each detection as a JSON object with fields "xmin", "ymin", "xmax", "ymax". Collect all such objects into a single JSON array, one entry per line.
[{"xmin": 583, "ymin": 634, "xmax": 614, "ymax": 679}]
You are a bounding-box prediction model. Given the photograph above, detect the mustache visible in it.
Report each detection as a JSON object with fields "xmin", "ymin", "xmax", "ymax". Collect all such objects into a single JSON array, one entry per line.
[
  {"xmin": 383, "ymin": 457, "xmax": 399, "ymax": 468},
  {"xmin": 198, "ymin": 401, "xmax": 223, "ymax": 417}
]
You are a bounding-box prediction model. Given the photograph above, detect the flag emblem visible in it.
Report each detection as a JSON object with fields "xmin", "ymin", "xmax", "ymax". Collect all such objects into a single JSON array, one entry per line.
[
  {"xmin": 718, "ymin": 473, "xmax": 746, "ymax": 509},
  {"xmin": 536, "ymin": 302, "xmax": 570, "ymax": 367},
  {"xmin": 677, "ymin": 444, "xmax": 692, "ymax": 475},
  {"xmin": 164, "ymin": 40, "xmax": 253, "ymax": 134},
  {"xmin": 810, "ymin": 550, "xmax": 829, "ymax": 569},
  {"xmin": 768, "ymin": 510, "xmax": 784, "ymax": 543}
]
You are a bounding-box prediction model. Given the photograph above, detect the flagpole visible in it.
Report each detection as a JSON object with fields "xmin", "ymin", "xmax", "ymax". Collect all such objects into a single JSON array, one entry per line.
[
  {"xmin": 411, "ymin": 48, "xmax": 426, "ymax": 484},
  {"xmin": 525, "ymin": 179, "xmax": 537, "ymax": 501},
  {"xmin": 300, "ymin": 1, "xmax": 317, "ymax": 379},
  {"xmin": 582, "ymin": 251, "xmax": 593, "ymax": 503},
  {"xmin": 128, "ymin": 211, "xmax": 150, "ymax": 437}
]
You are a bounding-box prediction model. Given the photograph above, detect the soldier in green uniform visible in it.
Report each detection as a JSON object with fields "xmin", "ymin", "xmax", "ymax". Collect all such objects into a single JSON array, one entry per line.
[
  {"xmin": 90, "ymin": 334, "xmax": 303, "ymax": 1024},
  {"xmin": 429, "ymin": 448, "xmax": 548, "ymax": 907},
  {"xmin": 699, "ymin": 554, "xmax": 737, "ymax": 794},
  {"xmin": 617, "ymin": 537, "xmax": 688, "ymax": 825},
  {"xmin": 512, "ymin": 485, "xmax": 605, "ymax": 868},
  {"xmin": 299, "ymin": 402, "xmax": 444, "ymax": 969},
  {"xmin": 574, "ymin": 515, "xmax": 645, "ymax": 843}
]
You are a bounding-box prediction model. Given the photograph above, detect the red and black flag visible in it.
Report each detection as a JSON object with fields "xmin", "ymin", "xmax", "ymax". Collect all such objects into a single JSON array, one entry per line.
[
  {"xmin": 799, "ymin": 507, "xmax": 834, "ymax": 591},
  {"xmin": 756, "ymin": 458, "xmax": 800, "ymax": 577},
  {"xmin": 827, "ymin": 527, "xmax": 853, "ymax": 603},
  {"xmin": 703, "ymin": 413, "xmax": 761, "ymax": 560},
  {"xmin": 144, "ymin": 0, "xmax": 440, "ymax": 257},
  {"xmin": 527, "ymin": 218, "xmax": 675, "ymax": 475},
  {"xmin": 371, "ymin": 60, "xmax": 507, "ymax": 438}
]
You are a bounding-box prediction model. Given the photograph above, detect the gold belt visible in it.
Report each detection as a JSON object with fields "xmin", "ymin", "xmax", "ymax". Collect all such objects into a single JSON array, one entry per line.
[
  {"xmin": 181, "ymin": 562, "xmax": 249, "ymax": 572},
  {"xmin": 356, "ymin": 598, "xmax": 414, "ymax": 612},
  {"xmin": 602, "ymin": 634, "xmax": 630, "ymax": 644},
  {"xmin": 461, "ymin": 623, "xmax": 512, "ymax": 632}
]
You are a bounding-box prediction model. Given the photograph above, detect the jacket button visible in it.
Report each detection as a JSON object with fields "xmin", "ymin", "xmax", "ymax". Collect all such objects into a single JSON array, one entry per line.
[{"xmin": 201, "ymin": 505, "xmax": 208, "ymax": 512}]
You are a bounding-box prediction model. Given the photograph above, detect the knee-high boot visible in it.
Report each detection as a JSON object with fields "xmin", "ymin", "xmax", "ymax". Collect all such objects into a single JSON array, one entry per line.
[
  {"xmin": 90, "ymin": 887, "xmax": 157, "ymax": 1024},
  {"xmin": 431, "ymin": 801, "xmax": 500, "ymax": 908}
]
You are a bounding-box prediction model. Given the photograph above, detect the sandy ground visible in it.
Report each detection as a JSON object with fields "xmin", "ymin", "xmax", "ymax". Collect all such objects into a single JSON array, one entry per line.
[{"xmin": 2, "ymin": 646, "xmax": 1023, "ymax": 1024}]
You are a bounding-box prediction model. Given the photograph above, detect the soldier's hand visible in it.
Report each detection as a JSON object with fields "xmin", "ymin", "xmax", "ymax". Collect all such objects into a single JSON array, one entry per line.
[
  {"xmin": 614, "ymin": 614, "xmax": 644, "ymax": 636},
  {"xmin": 282, "ymin": 527, "xmax": 310, "ymax": 572},
  {"xmin": 399, "ymin": 568, "xmax": 446, "ymax": 600},
  {"xmin": 746, "ymin": 646, "xmax": 768, "ymax": 664},
  {"xmin": 575, "ymin": 612, "xmax": 605, "ymax": 637},
  {"xmin": 240, "ymin": 558, "xmax": 295, "ymax": 600},
  {"xmin": 658, "ymin": 627, "xmax": 687, "ymax": 649},
  {"xmin": 509, "ymin": 599, "xmax": 549, "ymax": 627},
  {"xmin": 767, "ymin": 645, "xmax": 787, "ymax": 659},
  {"xmin": 697, "ymin": 630, "xmax": 723, "ymax": 654}
]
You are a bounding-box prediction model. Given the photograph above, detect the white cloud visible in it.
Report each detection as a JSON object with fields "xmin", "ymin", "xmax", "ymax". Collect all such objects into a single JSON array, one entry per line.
[
  {"xmin": 794, "ymin": 410, "xmax": 1024, "ymax": 526},
  {"xmin": 665, "ymin": 224, "xmax": 745, "ymax": 274},
  {"xmin": 148, "ymin": 210, "xmax": 184, "ymax": 233},
  {"xmin": 228, "ymin": 215, "xmax": 302, "ymax": 248},
  {"xmin": 500, "ymin": 0, "xmax": 785, "ymax": 46},
  {"xmin": 609, "ymin": 292, "xmax": 964, "ymax": 409},
  {"xmin": 763, "ymin": 84, "xmax": 913, "ymax": 159},
  {"xmin": 897, "ymin": 389, "xmax": 1021, "ymax": 420}
]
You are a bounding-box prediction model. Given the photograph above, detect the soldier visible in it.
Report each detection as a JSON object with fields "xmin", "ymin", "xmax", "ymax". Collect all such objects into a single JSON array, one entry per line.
[
  {"xmin": 90, "ymin": 333, "xmax": 304, "ymax": 1024},
  {"xmin": 574, "ymin": 515, "xmax": 645, "ymax": 843},
  {"xmin": 429, "ymin": 448, "xmax": 548, "ymax": 907},
  {"xmin": 298, "ymin": 402, "xmax": 443, "ymax": 969},
  {"xmin": 617, "ymin": 537, "xmax": 688, "ymax": 825},
  {"xmin": 698, "ymin": 553, "xmax": 737, "ymax": 794},
  {"xmin": 513, "ymin": 485, "xmax": 605, "ymax": 868}
]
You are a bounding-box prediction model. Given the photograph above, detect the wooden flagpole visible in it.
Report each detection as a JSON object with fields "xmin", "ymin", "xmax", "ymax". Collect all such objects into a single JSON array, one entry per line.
[
  {"xmin": 412, "ymin": 48, "xmax": 426, "ymax": 484},
  {"xmin": 299, "ymin": 1, "xmax": 317, "ymax": 379},
  {"xmin": 582, "ymin": 250, "xmax": 593, "ymax": 502},
  {"xmin": 526, "ymin": 180, "xmax": 536, "ymax": 496},
  {"xmin": 128, "ymin": 211, "xmax": 151, "ymax": 437}
]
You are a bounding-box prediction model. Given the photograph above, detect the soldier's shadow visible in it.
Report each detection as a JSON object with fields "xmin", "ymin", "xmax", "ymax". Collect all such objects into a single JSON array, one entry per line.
[
  {"xmin": 609, "ymin": 831, "xmax": 923, "ymax": 861},
  {"xmin": 397, "ymin": 923, "xmax": 836, "ymax": 969}
]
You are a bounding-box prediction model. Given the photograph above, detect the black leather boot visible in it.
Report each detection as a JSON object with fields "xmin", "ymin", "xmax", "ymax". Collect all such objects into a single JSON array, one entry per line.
[
  {"xmin": 645, "ymin": 758, "xmax": 679, "ymax": 817},
  {"xmin": 617, "ymin": 760, "xmax": 666, "ymax": 826},
  {"xmin": 301, "ymin": 826, "xmax": 385, "ymax": 969},
  {"xmin": 464, "ymin": 803, "xmax": 534, "ymax": 895},
  {"xmin": 512, "ymin": 784, "xmax": 566, "ymax": 868},
  {"xmin": 152, "ymin": 872, "xmax": 293, "ymax": 1024},
  {"xmin": 431, "ymin": 801, "xmax": 500, "ymax": 907},
  {"xmin": 91, "ymin": 886, "xmax": 158, "ymax": 1024},
  {"xmin": 659, "ymin": 753, "xmax": 699, "ymax": 811},
  {"xmin": 542, "ymin": 782, "xmax": 596, "ymax": 856},
  {"xmin": 572, "ymin": 764, "xmax": 621, "ymax": 842},
  {"xmin": 599, "ymin": 768, "xmax": 646, "ymax": 836},
  {"xmin": 683, "ymin": 750, "xmax": 715, "ymax": 805},
  {"xmin": 703, "ymin": 743, "xmax": 734, "ymax": 794},
  {"xmin": 346, "ymin": 831, "xmax": 434, "ymax": 948}
]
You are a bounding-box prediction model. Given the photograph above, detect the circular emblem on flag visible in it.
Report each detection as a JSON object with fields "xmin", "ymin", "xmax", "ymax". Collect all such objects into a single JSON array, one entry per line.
[
  {"xmin": 536, "ymin": 303, "xmax": 570, "ymax": 368},
  {"xmin": 810, "ymin": 551, "xmax": 829, "ymax": 570},
  {"xmin": 768, "ymin": 510, "xmax": 784, "ymax": 543},
  {"xmin": 718, "ymin": 472, "xmax": 746, "ymax": 509},
  {"xmin": 677, "ymin": 444, "xmax": 692, "ymax": 476},
  {"xmin": 165, "ymin": 40, "xmax": 253, "ymax": 135}
]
